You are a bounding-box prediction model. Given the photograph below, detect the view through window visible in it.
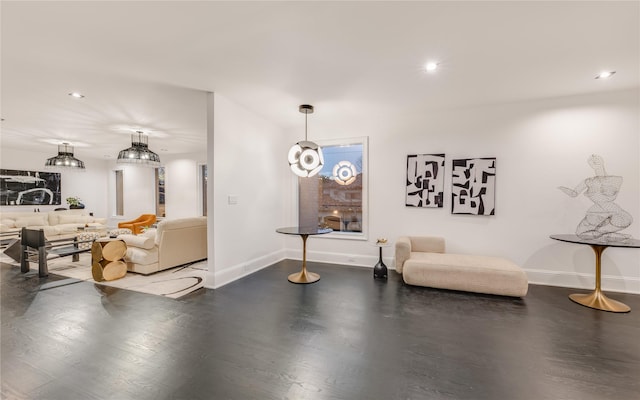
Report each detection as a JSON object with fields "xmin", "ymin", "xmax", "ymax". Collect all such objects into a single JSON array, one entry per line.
[{"xmin": 299, "ymin": 137, "xmax": 367, "ymax": 238}]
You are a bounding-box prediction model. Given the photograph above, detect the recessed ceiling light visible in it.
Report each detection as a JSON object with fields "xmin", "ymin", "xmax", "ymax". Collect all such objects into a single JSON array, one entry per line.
[
  {"xmin": 68, "ymin": 92, "xmax": 85, "ymax": 98},
  {"xmin": 595, "ymin": 71, "xmax": 616, "ymax": 79},
  {"xmin": 425, "ymin": 62, "xmax": 439, "ymax": 72}
]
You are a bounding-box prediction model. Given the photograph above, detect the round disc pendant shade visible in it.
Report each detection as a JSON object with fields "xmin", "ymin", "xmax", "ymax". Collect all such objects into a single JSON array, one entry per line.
[
  {"xmin": 288, "ymin": 105, "xmax": 323, "ymax": 177},
  {"xmin": 288, "ymin": 141, "xmax": 324, "ymax": 177}
]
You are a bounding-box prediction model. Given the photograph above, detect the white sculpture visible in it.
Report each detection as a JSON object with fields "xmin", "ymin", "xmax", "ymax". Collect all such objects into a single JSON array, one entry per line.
[{"xmin": 559, "ymin": 154, "xmax": 633, "ymax": 241}]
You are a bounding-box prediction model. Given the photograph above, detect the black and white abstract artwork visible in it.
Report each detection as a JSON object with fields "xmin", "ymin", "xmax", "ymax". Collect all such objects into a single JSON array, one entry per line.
[
  {"xmin": 451, "ymin": 158, "xmax": 496, "ymax": 215},
  {"xmin": 0, "ymin": 169, "xmax": 62, "ymax": 206},
  {"xmin": 406, "ymin": 154, "xmax": 445, "ymax": 208}
]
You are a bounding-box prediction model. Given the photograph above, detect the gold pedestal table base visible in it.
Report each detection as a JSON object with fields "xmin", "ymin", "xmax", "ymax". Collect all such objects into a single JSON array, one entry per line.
[
  {"xmin": 569, "ymin": 291, "xmax": 630, "ymax": 313},
  {"xmin": 550, "ymin": 234, "xmax": 640, "ymax": 313},
  {"xmin": 276, "ymin": 226, "xmax": 332, "ymax": 285},
  {"xmin": 288, "ymin": 270, "xmax": 320, "ymax": 284}
]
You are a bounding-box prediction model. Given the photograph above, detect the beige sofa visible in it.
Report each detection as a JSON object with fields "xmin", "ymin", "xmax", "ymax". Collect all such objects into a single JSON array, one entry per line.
[
  {"xmin": 118, "ymin": 217, "xmax": 207, "ymax": 275},
  {"xmin": 395, "ymin": 236, "xmax": 528, "ymax": 297},
  {"xmin": 0, "ymin": 209, "xmax": 108, "ymax": 240}
]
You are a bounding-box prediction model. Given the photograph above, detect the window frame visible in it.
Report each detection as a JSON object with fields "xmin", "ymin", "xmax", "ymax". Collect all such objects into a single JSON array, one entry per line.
[{"xmin": 299, "ymin": 136, "xmax": 369, "ymax": 241}]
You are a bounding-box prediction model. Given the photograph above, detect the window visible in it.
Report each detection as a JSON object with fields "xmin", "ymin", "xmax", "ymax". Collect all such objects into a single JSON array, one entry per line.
[
  {"xmin": 155, "ymin": 167, "xmax": 165, "ymax": 217},
  {"xmin": 115, "ymin": 170, "xmax": 123, "ymax": 216},
  {"xmin": 298, "ymin": 137, "xmax": 368, "ymax": 239}
]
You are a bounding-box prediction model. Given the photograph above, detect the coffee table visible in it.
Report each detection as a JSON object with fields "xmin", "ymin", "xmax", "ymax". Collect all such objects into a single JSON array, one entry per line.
[
  {"xmin": 276, "ymin": 226, "xmax": 332, "ymax": 284},
  {"xmin": 550, "ymin": 234, "xmax": 640, "ymax": 312}
]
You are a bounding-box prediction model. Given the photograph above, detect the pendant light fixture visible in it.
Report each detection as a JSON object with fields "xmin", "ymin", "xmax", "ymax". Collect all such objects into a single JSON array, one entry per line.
[
  {"xmin": 288, "ymin": 104, "xmax": 324, "ymax": 177},
  {"xmin": 116, "ymin": 131, "xmax": 161, "ymax": 167},
  {"xmin": 44, "ymin": 142, "xmax": 85, "ymax": 170}
]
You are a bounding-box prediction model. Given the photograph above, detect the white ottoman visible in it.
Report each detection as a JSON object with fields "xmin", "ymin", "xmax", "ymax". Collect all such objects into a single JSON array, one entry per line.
[
  {"xmin": 396, "ymin": 236, "xmax": 529, "ymax": 297},
  {"xmin": 403, "ymin": 252, "xmax": 529, "ymax": 297}
]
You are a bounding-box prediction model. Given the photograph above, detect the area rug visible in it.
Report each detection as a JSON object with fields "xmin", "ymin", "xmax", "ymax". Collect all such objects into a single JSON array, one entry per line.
[{"xmin": 1, "ymin": 252, "xmax": 207, "ymax": 299}]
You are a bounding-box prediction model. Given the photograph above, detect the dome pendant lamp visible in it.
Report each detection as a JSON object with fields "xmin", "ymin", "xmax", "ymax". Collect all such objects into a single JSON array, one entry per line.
[
  {"xmin": 288, "ymin": 104, "xmax": 324, "ymax": 177},
  {"xmin": 116, "ymin": 131, "xmax": 161, "ymax": 167},
  {"xmin": 44, "ymin": 143, "xmax": 86, "ymax": 170}
]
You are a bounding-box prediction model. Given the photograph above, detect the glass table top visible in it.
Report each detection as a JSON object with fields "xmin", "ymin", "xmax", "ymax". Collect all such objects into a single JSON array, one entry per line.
[{"xmin": 276, "ymin": 227, "xmax": 332, "ymax": 236}]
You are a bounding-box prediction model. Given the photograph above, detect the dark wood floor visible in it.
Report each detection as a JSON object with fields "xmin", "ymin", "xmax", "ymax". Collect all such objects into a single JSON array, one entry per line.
[{"xmin": 1, "ymin": 260, "xmax": 639, "ymax": 400}]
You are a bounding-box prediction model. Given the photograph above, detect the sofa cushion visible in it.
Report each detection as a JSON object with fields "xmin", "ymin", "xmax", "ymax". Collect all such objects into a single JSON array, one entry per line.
[
  {"xmin": 156, "ymin": 217, "xmax": 206, "ymax": 246},
  {"xmin": 55, "ymin": 224, "xmax": 79, "ymax": 234},
  {"xmin": 408, "ymin": 252, "xmax": 518, "ymax": 271},
  {"xmin": 24, "ymin": 225, "xmax": 62, "ymax": 237},
  {"xmin": 14, "ymin": 215, "xmax": 49, "ymax": 228},
  {"xmin": 403, "ymin": 252, "xmax": 528, "ymax": 297},
  {"xmin": 57, "ymin": 214, "xmax": 92, "ymax": 224},
  {"xmin": 47, "ymin": 210, "xmax": 89, "ymax": 225},
  {"xmin": 118, "ymin": 234, "xmax": 155, "ymax": 250},
  {"xmin": 125, "ymin": 246, "xmax": 159, "ymax": 266}
]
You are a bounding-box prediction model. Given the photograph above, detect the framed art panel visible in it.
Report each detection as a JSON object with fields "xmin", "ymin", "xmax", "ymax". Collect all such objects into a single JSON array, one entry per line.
[
  {"xmin": 0, "ymin": 169, "xmax": 61, "ymax": 206},
  {"xmin": 406, "ymin": 154, "xmax": 445, "ymax": 208},
  {"xmin": 451, "ymin": 158, "xmax": 495, "ymax": 215}
]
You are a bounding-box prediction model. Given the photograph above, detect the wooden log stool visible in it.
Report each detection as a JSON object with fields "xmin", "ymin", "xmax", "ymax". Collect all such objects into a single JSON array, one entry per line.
[{"xmin": 91, "ymin": 238, "xmax": 127, "ymax": 282}]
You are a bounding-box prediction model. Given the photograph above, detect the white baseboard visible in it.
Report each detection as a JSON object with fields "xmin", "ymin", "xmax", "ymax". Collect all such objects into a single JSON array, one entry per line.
[
  {"xmin": 524, "ymin": 268, "xmax": 640, "ymax": 294},
  {"xmin": 285, "ymin": 248, "xmax": 392, "ymax": 269},
  {"xmin": 205, "ymin": 249, "xmax": 286, "ymax": 289}
]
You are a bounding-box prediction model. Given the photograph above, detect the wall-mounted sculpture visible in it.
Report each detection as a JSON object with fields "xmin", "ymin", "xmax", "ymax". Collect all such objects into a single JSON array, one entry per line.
[{"xmin": 558, "ymin": 154, "xmax": 633, "ymax": 241}]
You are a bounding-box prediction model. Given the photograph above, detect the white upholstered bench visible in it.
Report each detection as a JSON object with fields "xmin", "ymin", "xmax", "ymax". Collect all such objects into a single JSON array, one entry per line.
[{"xmin": 395, "ymin": 236, "xmax": 528, "ymax": 297}]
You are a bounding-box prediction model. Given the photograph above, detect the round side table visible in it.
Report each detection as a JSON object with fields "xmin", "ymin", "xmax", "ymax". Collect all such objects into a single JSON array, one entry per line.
[{"xmin": 276, "ymin": 226, "xmax": 332, "ymax": 284}]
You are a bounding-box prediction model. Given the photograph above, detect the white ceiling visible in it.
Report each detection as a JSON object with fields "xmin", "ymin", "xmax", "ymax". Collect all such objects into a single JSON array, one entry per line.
[{"xmin": 1, "ymin": 1, "xmax": 638, "ymax": 161}]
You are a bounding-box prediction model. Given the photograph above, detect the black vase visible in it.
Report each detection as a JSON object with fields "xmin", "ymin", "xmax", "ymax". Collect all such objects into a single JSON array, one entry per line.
[{"xmin": 69, "ymin": 204, "xmax": 85, "ymax": 209}]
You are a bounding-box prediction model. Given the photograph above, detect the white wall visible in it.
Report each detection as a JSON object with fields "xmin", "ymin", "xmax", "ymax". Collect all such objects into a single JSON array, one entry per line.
[
  {"xmin": 208, "ymin": 93, "xmax": 289, "ymax": 288},
  {"xmin": 283, "ymin": 89, "xmax": 640, "ymax": 293},
  {"xmin": 111, "ymin": 164, "xmax": 155, "ymax": 224},
  {"xmin": 0, "ymin": 147, "xmax": 109, "ymax": 217},
  {"xmin": 162, "ymin": 153, "xmax": 206, "ymax": 219}
]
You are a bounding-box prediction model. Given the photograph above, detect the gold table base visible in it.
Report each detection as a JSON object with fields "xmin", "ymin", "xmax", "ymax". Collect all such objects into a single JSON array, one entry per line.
[
  {"xmin": 569, "ymin": 243, "xmax": 630, "ymax": 313},
  {"xmin": 569, "ymin": 291, "xmax": 630, "ymax": 313},
  {"xmin": 288, "ymin": 233, "xmax": 320, "ymax": 284},
  {"xmin": 277, "ymin": 227, "xmax": 331, "ymax": 285},
  {"xmin": 550, "ymin": 234, "xmax": 639, "ymax": 313},
  {"xmin": 288, "ymin": 270, "xmax": 320, "ymax": 284}
]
